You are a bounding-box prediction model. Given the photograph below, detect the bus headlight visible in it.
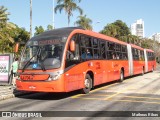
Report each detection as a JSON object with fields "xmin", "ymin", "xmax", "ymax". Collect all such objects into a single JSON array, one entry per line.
[
  {"xmin": 48, "ymin": 70, "xmax": 63, "ymax": 81},
  {"xmin": 48, "ymin": 74, "xmax": 60, "ymax": 81}
]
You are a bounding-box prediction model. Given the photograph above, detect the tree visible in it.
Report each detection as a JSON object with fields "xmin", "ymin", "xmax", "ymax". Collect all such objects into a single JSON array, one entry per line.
[
  {"xmin": 113, "ymin": 20, "xmax": 131, "ymax": 36},
  {"xmin": 100, "ymin": 24, "xmax": 120, "ymax": 38},
  {"xmin": 0, "ymin": 6, "xmax": 17, "ymax": 53},
  {"xmin": 55, "ymin": 0, "xmax": 83, "ymax": 26},
  {"xmin": 34, "ymin": 26, "xmax": 45, "ymax": 36},
  {"xmin": 13, "ymin": 27, "xmax": 30, "ymax": 54},
  {"xmin": 100, "ymin": 20, "xmax": 131, "ymax": 40},
  {"xmin": 74, "ymin": 15, "xmax": 92, "ymax": 30},
  {"xmin": 0, "ymin": 24, "xmax": 30, "ymax": 54},
  {"xmin": 0, "ymin": 6, "xmax": 9, "ymax": 27},
  {"xmin": 47, "ymin": 24, "xmax": 53, "ymax": 30}
]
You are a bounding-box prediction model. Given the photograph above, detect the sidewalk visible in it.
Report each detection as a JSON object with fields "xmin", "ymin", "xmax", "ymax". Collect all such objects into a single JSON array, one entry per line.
[{"xmin": 0, "ymin": 85, "xmax": 31, "ymax": 101}]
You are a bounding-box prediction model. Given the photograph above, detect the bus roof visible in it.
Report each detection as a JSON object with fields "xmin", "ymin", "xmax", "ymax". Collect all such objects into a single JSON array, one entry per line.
[
  {"xmin": 70, "ymin": 29, "xmax": 128, "ymax": 46},
  {"xmin": 130, "ymin": 43, "xmax": 144, "ymax": 50},
  {"xmin": 30, "ymin": 27, "xmax": 84, "ymax": 41},
  {"xmin": 31, "ymin": 27, "xmax": 145, "ymax": 47},
  {"xmin": 145, "ymin": 49, "xmax": 154, "ymax": 52}
]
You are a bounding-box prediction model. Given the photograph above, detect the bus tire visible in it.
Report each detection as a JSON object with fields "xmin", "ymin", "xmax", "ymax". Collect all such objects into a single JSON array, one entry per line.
[
  {"xmin": 81, "ymin": 74, "xmax": 92, "ymax": 94},
  {"xmin": 119, "ymin": 70, "xmax": 124, "ymax": 82}
]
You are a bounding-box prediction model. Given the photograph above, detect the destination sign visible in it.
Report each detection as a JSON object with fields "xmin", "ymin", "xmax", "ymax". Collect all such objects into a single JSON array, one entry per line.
[{"xmin": 38, "ymin": 39, "xmax": 62, "ymax": 45}]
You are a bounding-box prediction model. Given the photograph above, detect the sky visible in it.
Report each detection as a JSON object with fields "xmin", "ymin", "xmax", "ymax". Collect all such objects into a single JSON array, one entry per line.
[{"xmin": 1, "ymin": 0, "xmax": 160, "ymax": 37}]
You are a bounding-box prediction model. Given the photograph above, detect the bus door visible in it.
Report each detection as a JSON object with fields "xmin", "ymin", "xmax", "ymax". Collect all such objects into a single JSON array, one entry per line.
[{"xmin": 65, "ymin": 34, "xmax": 83, "ymax": 91}]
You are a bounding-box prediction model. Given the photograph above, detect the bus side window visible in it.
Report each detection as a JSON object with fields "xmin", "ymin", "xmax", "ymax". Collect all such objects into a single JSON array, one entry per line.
[
  {"xmin": 100, "ymin": 41, "xmax": 106, "ymax": 59},
  {"xmin": 80, "ymin": 35, "xmax": 93, "ymax": 60},
  {"xmin": 81, "ymin": 48, "xmax": 92, "ymax": 59}
]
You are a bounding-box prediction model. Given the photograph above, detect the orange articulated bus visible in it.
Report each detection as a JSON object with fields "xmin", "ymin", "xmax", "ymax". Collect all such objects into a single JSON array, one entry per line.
[{"xmin": 16, "ymin": 27, "xmax": 156, "ymax": 94}]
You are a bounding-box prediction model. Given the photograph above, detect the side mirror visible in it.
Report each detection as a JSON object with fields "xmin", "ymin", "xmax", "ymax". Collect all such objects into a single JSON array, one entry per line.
[
  {"xmin": 70, "ymin": 40, "xmax": 75, "ymax": 52},
  {"xmin": 14, "ymin": 43, "xmax": 19, "ymax": 53}
]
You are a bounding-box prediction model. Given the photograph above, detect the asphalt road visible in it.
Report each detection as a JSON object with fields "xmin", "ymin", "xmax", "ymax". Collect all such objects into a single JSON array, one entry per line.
[{"xmin": 0, "ymin": 70, "xmax": 160, "ymax": 120}]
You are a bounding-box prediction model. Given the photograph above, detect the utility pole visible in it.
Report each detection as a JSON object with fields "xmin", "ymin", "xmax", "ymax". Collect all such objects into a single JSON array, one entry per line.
[
  {"xmin": 30, "ymin": 0, "xmax": 32, "ymax": 38},
  {"xmin": 53, "ymin": 0, "xmax": 55, "ymax": 29}
]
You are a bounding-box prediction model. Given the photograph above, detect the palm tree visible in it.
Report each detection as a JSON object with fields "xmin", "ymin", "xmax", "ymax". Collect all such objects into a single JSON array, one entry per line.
[
  {"xmin": 0, "ymin": 6, "xmax": 15, "ymax": 44},
  {"xmin": 34, "ymin": 26, "xmax": 45, "ymax": 36},
  {"xmin": 0, "ymin": 6, "xmax": 9, "ymax": 28},
  {"xmin": 100, "ymin": 24, "xmax": 120, "ymax": 38},
  {"xmin": 74, "ymin": 15, "xmax": 92, "ymax": 30},
  {"xmin": 55, "ymin": 0, "xmax": 83, "ymax": 26}
]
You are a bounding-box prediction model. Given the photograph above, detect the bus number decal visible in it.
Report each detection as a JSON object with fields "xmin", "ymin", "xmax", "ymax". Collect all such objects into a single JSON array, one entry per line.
[{"xmin": 20, "ymin": 75, "xmax": 34, "ymax": 80}]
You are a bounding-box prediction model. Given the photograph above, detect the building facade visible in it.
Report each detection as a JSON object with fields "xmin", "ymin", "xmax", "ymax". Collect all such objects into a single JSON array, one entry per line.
[
  {"xmin": 152, "ymin": 33, "xmax": 160, "ymax": 43},
  {"xmin": 131, "ymin": 19, "xmax": 145, "ymax": 38}
]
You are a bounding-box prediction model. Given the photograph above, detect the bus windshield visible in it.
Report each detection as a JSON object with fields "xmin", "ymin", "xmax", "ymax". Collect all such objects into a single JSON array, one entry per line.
[{"xmin": 19, "ymin": 39, "xmax": 65, "ymax": 70}]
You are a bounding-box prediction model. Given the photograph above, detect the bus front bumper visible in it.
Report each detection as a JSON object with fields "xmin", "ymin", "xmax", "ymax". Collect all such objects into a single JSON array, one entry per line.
[{"xmin": 16, "ymin": 80, "xmax": 65, "ymax": 92}]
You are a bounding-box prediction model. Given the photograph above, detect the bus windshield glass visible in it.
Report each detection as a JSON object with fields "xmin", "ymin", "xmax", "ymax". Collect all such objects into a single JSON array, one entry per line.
[{"xmin": 19, "ymin": 38, "xmax": 66, "ymax": 70}]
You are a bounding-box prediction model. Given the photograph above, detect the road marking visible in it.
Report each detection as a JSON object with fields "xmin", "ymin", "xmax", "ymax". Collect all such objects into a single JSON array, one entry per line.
[
  {"xmin": 82, "ymin": 94, "xmax": 160, "ymax": 100},
  {"xmin": 71, "ymin": 94, "xmax": 84, "ymax": 98},
  {"xmin": 75, "ymin": 96, "xmax": 160, "ymax": 105},
  {"xmin": 122, "ymin": 95, "xmax": 160, "ymax": 100},
  {"xmin": 71, "ymin": 78, "xmax": 134, "ymax": 99},
  {"xmin": 103, "ymin": 85, "xmax": 135, "ymax": 100},
  {"xmin": 90, "ymin": 83, "xmax": 118, "ymax": 93},
  {"xmin": 107, "ymin": 99, "xmax": 160, "ymax": 105},
  {"xmin": 71, "ymin": 82, "xmax": 118, "ymax": 98}
]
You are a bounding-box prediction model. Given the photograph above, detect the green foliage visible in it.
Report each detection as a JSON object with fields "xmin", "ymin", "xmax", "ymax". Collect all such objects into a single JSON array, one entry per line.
[
  {"xmin": 55, "ymin": 0, "xmax": 83, "ymax": 26},
  {"xmin": 100, "ymin": 20, "xmax": 131, "ymax": 40},
  {"xmin": 0, "ymin": 6, "xmax": 30, "ymax": 54},
  {"xmin": 100, "ymin": 19, "xmax": 160, "ymax": 58},
  {"xmin": 100, "ymin": 24, "xmax": 119, "ymax": 38},
  {"xmin": 34, "ymin": 26, "xmax": 45, "ymax": 36},
  {"xmin": 74, "ymin": 15, "xmax": 92, "ymax": 30},
  {"xmin": 0, "ymin": 6, "xmax": 10, "ymax": 27},
  {"xmin": 113, "ymin": 20, "xmax": 131, "ymax": 36},
  {"xmin": 47, "ymin": 24, "xmax": 53, "ymax": 30}
]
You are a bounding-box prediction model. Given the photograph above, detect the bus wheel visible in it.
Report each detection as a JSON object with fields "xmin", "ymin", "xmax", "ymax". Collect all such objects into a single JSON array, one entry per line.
[
  {"xmin": 119, "ymin": 70, "xmax": 124, "ymax": 82},
  {"xmin": 81, "ymin": 74, "xmax": 92, "ymax": 94}
]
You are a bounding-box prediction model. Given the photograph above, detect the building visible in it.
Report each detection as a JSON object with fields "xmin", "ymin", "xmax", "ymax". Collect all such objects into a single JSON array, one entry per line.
[
  {"xmin": 130, "ymin": 19, "xmax": 145, "ymax": 38},
  {"xmin": 152, "ymin": 33, "xmax": 160, "ymax": 43}
]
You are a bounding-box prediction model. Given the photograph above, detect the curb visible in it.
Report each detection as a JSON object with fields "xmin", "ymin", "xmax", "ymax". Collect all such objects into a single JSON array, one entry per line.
[{"xmin": 0, "ymin": 89, "xmax": 32, "ymax": 101}]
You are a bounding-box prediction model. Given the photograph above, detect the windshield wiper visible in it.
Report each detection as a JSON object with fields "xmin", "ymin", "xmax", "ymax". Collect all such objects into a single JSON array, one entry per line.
[
  {"xmin": 22, "ymin": 53, "xmax": 37, "ymax": 72},
  {"xmin": 22, "ymin": 47, "xmax": 46, "ymax": 72}
]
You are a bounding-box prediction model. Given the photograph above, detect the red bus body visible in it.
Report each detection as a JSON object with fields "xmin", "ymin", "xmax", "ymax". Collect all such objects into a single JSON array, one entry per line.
[{"xmin": 16, "ymin": 28, "xmax": 156, "ymax": 93}]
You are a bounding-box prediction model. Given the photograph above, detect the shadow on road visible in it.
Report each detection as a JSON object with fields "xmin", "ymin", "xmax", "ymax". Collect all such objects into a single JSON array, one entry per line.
[{"xmin": 16, "ymin": 80, "xmax": 119, "ymax": 100}]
